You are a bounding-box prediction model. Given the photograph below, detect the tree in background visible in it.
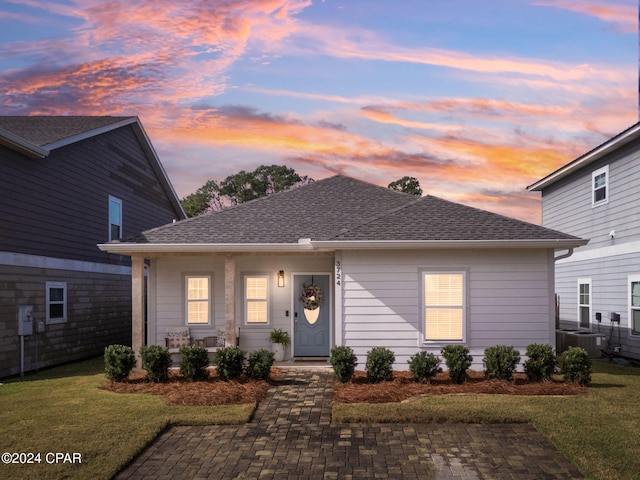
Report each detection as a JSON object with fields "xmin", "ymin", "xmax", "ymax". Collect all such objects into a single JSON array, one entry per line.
[
  {"xmin": 387, "ymin": 176, "xmax": 423, "ymax": 196},
  {"xmin": 181, "ymin": 165, "xmax": 312, "ymax": 217}
]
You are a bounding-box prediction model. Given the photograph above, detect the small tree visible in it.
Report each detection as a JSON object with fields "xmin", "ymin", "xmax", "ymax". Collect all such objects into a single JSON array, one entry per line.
[
  {"xmin": 441, "ymin": 345, "xmax": 473, "ymax": 384},
  {"xmin": 330, "ymin": 346, "xmax": 358, "ymax": 383},
  {"xmin": 365, "ymin": 347, "xmax": 395, "ymax": 383}
]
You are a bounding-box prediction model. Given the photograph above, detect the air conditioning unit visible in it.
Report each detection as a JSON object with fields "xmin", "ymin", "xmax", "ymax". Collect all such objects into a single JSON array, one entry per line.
[{"xmin": 556, "ymin": 329, "xmax": 607, "ymax": 358}]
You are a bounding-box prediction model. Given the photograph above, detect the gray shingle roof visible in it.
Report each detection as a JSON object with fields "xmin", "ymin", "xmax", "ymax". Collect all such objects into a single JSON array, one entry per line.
[
  {"xmin": 124, "ymin": 175, "xmax": 581, "ymax": 245},
  {"xmin": 0, "ymin": 116, "xmax": 132, "ymax": 147}
]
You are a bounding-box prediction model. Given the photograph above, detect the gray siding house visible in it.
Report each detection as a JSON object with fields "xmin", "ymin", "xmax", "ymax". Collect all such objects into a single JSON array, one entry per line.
[
  {"xmin": 528, "ymin": 122, "xmax": 640, "ymax": 360},
  {"xmin": 100, "ymin": 175, "xmax": 585, "ymax": 370},
  {"xmin": 0, "ymin": 116, "xmax": 186, "ymax": 378}
]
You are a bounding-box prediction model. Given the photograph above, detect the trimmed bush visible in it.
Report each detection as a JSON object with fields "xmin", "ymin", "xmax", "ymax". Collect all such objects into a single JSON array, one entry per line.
[
  {"xmin": 561, "ymin": 346, "xmax": 592, "ymax": 386},
  {"xmin": 523, "ymin": 343, "xmax": 557, "ymax": 382},
  {"xmin": 104, "ymin": 344, "xmax": 136, "ymax": 382},
  {"xmin": 179, "ymin": 345, "xmax": 210, "ymax": 381},
  {"xmin": 140, "ymin": 345, "xmax": 172, "ymax": 383},
  {"xmin": 441, "ymin": 345, "xmax": 473, "ymax": 384},
  {"xmin": 484, "ymin": 345, "xmax": 521, "ymax": 381},
  {"xmin": 365, "ymin": 347, "xmax": 395, "ymax": 383},
  {"xmin": 330, "ymin": 346, "xmax": 358, "ymax": 383},
  {"xmin": 408, "ymin": 352, "xmax": 441, "ymax": 383},
  {"xmin": 246, "ymin": 349, "xmax": 275, "ymax": 380},
  {"xmin": 215, "ymin": 346, "xmax": 245, "ymax": 381}
]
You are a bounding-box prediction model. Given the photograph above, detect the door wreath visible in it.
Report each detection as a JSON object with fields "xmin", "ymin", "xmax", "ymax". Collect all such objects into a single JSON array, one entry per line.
[{"xmin": 300, "ymin": 282, "xmax": 323, "ymax": 310}]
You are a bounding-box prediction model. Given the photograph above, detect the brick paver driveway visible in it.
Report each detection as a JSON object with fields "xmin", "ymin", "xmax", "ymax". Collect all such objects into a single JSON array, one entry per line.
[{"xmin": 114, "ymin": 368, "xmax": 584, "ymax": 480}]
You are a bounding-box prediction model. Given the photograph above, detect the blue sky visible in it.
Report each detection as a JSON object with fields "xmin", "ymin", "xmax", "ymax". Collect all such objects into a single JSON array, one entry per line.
[{"xmin": 0, "ymin": 0, "xmax": 636, "ymax": 221}]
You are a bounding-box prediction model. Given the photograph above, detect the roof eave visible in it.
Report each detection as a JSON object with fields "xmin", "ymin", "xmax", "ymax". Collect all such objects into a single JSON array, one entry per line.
[
  {"xmin": 0, "ymin": 127, "xmax": 49, "ymax": 158},
  {"xmin": 97, "ymin": 242, "xmax": 314, "ymax": 254},
  {"xmin": 527, "ymin": 122, "xmax": 640, "ymax": 192}
]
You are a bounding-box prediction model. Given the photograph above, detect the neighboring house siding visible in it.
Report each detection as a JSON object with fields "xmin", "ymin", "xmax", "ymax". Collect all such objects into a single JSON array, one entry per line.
[
  {"xmin": 340, "ymin": 249, "xmax": 554, "ymax": 370},
  {"xmin": 540, "ymin": 139, "xmax": 640, "ymax": 359}
]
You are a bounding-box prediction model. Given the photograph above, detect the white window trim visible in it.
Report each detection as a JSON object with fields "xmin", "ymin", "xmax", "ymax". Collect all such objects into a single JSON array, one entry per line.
[
  {"xmin": 46, "ymin": 281, "xmax": 67, "ymax": 324},
  {"xmin": 184, "ymin": 275, "xmax": 212, "ymax": 325},
  {"xmin": 592, "ymin": 165, "xmax": 609, "ymax": 207},
  {"xmin": 244, "ymin": 274, "xmax": 270, "ymax": 326},
  {"xmin": 577, "ymin": 278, "xmax": 591, "ymax": 329},
  {"xmin": 629, "ymin": 275, "xmax": 640, "ymax": 336},
  {"xmin": 109, "ymin": 195, "xmax": 123, "ymax": 241},
  {"xmin": 422, "ymin": 271, "xmax": 466, "ymax": 344}
]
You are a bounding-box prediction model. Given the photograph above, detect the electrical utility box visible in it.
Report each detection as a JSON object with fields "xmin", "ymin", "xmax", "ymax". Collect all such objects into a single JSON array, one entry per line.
[{"xmin": 18, "ymin": 306, "xmax": 33, "ymax": 336}]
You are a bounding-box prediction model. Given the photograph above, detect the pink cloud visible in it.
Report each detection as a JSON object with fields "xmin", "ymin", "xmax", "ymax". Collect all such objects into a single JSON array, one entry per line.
[{"xmin": 533, "ymin": 0, "xmax": 637, "ymax": 33}]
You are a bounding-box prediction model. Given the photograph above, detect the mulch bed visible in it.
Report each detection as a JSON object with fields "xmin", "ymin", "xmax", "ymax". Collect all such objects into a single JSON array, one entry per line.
[
  {"xmin": 100, "ymin": 368, "xmax": 587, "ymax": 406},
  {"xmin": 333, "ymin": 370, "xmax": 588, "ymax": 403}
]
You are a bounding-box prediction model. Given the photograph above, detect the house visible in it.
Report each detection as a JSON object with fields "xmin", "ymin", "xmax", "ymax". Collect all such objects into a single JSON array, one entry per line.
[
  {"xmin": 0, "ymin": 116, "xmax": 186, "ymax": 378},
  {"xmin": 99, "ymin": 175, "xmax": 586, "ymax": 370},
  {"xmin": 528, "ymin": 122, "xmax": 640, "ymax": 360}
]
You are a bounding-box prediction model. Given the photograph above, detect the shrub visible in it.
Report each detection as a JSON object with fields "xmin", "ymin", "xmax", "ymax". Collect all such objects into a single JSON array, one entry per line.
[
  {"xmin": 441, "ymin": 345, "xmax": 473, "ymax": 384},
  {"xmin": 330, "ymin": 346, "xmax": 358, "ymax": 383},
  {"xmin": 523, "ymin": 343, "xmax": 557, "ymax": 382},
  {"xmin": 215, "ymin": 346, "xmax": 245, "ymax": 381},
  {"xmin": 179, "ymin": 345, "xmax": 210, "ymax": 381},
  {"xmin": 484, "ymin": 345, "xmax": 521, "ymax": 381},
  {"xmin": 408, "ymin": 352, "xmax": 441, "ymax": 383},
  {"xmin": 561, "ymin": 347, "xmax": 592, "ymax": 386},
  {"xmin": 246, "ymin": 349, "xmax": 275, "ymax": 380},
  {"xmin": 139, "ymin": 345, "xmax": 172, "ymax": 383},
  {"xmin": 365, "ymin": 347, "xmax": 395, "ymax": 383},
  {"xmin": 104, "ymin": 344, "xmax": 136, "ymax": 382}
]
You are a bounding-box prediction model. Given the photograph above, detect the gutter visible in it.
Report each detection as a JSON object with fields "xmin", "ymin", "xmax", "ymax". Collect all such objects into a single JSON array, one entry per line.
[
  {"xmin": 97, "ymin": 241, "xmax": 315, "ymax": 254},
  {"xmin": 0, "ymin": 127, "xmax": 49, "ymax": 158},
  {"xmin": 554, "ymin": 248, "xmax": 574, "ymax": 262}
]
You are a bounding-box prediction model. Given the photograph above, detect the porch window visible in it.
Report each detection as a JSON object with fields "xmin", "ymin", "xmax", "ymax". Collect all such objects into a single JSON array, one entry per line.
[
  {"xmin": 424, "ymin": 272, "xmax": 465, "ymax": 342},
  {"xmin": 46, "ymin": 281, "xmax": 67, "ymax": 324},
  {"xmin": 185, "ymin": 276, "xmax": 210, "ymax": 324},
  {"xmin": 109, "ymin": 195, "xmax": 122, "ymax": 241},
  {"xmin": 630, "ymin": 278, "xmax": 640, "ymax": 335},
  {"xmin": 245, "ymin": 275, "xmax": 269, "ymax": 324},
  {"xmin": 578, "ymin": 279, "xmax": 591, "ymax": 329},
  {"xmin": 592, "ymin": 166, "xmax": 608, "ymax": 206}
]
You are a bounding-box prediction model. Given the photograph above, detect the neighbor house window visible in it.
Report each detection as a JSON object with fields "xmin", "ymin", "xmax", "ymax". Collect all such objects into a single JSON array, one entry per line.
[
  {"xmin": 592, "ymin": 166, "xmax": 608, "ymax": 206},
  {"xmin": 46, "ymin": 281, "xmax": 67, "ymax": 324},
  {"xmin": 630, "ymin": 276, "xmax": 640, "ymax": 335},
  {"xmin": 109, "ymin": 195, "xmax": 123, "ymax": 241},
  {"xmin": 185, "ymin": 276, "xmax": 210, "ymax": 324},
  {"xmin": 245, "ymin": 275, "xmax": 269, "ymax": 324},
  {"xmin": 424, "ymin": 272, "xmax": 465, "ymax": 342},
  {"xmin": 578, "ymin": 278, "xmax": 591, "ymax": 329}
]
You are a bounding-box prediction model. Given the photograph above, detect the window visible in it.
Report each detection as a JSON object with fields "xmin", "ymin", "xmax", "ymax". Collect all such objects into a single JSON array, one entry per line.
[
  {"xmin": 185, "ymin": 276, "xmax": 210, "ymax": 324},
  {"xmin": 46, "ymin": 281, "xmax": 67, "ymax": 324},
  {"xmin": 630, "ymin": 276, "xmax": 640, "ymax": 335},
  {"xmin": 424, "ymin": 272, "xmax": 465, "ymax": 342},
  {"xmin": 109, "ymin": 196, "xmax": 123, "ymax": 241},
  {"xmin": 578, "ymin": 279, "xmax": 591, "ymax": 329},
  {"xmin": 245, "ymin": 275, "xmax": 269, "ymax": 324},
  {"xmin": 592, "ymin": 166, "xmax": 608, "ymax": 206}
]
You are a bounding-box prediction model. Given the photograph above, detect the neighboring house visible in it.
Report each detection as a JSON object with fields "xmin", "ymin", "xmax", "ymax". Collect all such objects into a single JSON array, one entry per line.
[
  {"xmin": 0, "ymin": 116, "xmax": 186, "ymax": 378},
  {"xmin": 99, "ymin": 175, "xmax": 585, "ymax": 369},
  {"xmin": 528, "ymin": 122, "xmax": 640, "ymax": 360}
]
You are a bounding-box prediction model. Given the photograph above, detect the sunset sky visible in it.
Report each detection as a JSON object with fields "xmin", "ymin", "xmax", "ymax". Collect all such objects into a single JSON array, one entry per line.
[{"xmin": 0, "ymin": 0, "xmax": 637, "ymax": 223}]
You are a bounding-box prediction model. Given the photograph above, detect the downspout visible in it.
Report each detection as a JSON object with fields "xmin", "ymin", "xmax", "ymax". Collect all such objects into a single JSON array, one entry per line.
[
  {"xmin": 552, "ymin": 248, "xmax": 574, "ymax": 331},
  {"xmin": 554, "ymin": 248, "xmax": 574, "ymax": 262}
]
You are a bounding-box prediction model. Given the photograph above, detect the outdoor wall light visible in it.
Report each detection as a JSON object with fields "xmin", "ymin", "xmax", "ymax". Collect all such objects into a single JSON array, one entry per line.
[{"xmin": 277, "ymin": 270, "xmax": 285, "ymax": 288}]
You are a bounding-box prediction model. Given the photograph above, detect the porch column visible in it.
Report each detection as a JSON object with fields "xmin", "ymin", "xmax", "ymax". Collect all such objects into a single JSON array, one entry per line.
[
  {"xmin": 131, "ymin": 253, "xmax": 146, "ymax": 369},
  {"xmin": 224, "ymin": 254, "xmax": 237, "ymax": 347}
]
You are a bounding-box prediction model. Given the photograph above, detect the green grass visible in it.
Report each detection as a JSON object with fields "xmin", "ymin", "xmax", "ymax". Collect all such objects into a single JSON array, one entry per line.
[
  {"xmin": 333, "ymin": 360, "xmax": 640, "ymax": 480},
  {"xmin": 0, "ymin": 358, "xmax": 255, "ymax": 480}
]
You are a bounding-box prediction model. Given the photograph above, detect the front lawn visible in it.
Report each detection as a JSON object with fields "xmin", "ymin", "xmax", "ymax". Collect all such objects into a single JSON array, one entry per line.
[
  {"xmin": 0, "ymin": 357, "xmax": 254, "ymax": 480},
  {"xmin": 333, "ymin": 360, "xmax": 640, "ymax": 480}
]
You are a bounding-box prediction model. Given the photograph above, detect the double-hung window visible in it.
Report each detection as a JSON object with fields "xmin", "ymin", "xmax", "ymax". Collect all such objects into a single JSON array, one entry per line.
[
  {"xmin": 630, "ymin": 276, "xmax": 640, "ymax": 335},
  {"xmin": 185, "ymin": 275, "xmax": 210, "ymax": 325},
  {"xmin": 109, "ymin": 195, "xmax": 123, "ymax": 241},
  {"xmin": 592, "ymin": 166, "xmax": 608, "ymax": 206},
  {"xmin": 46, "ymin": 281, "xmax": 67, "ymax": 324},
  {"xmin": 245, "ymin": 275, "xmax": 269, "ymax": 324},
  {"xmin": 423, "ymin": 272, "xmax": 465, "ymax": 342},
  {"xmin": 578, "ymin": 279, "xmax": 591, "ymax": 329}
]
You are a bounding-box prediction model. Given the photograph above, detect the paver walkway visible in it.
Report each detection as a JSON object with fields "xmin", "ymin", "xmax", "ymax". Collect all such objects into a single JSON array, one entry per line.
[{"xmin": 114, "ymin": 367, "xmax": 584, "ymax": 480}]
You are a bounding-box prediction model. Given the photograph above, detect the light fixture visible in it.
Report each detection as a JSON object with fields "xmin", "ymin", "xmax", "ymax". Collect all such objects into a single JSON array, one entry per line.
[{"xmin": 277, "ymin": 270, "xmax": 285, "ymax": 288}]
